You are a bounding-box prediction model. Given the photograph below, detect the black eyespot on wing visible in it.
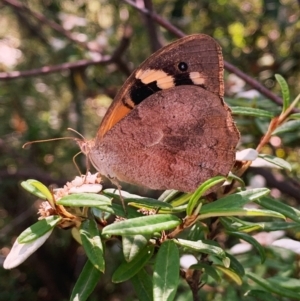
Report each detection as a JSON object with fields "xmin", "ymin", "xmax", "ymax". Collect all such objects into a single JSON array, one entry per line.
[
  {"xmin": 178, "ymin": 62, "xmax": 188, "ymax": 72},
  {"xmin": 130, "ymin": 79, "xmax": 161, "ymax": 105}
]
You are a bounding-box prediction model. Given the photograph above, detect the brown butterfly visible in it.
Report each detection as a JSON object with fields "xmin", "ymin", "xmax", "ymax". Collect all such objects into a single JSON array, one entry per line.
[{"xmin": 84, "ymin": 34, "xmax": 240, "ymax": 192}]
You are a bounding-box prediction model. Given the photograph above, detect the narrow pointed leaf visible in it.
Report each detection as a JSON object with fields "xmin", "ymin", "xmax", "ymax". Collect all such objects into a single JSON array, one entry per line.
[
  {"xmin": 258, "ymin": 154, "xmax": 291, "ymax": 171},
  {"xmin": 57, "ymin": 193, "xmax": 111, "ymax": 207},
  {"xmin": 112, "ymin": 245, "xmax": 154, "ymax": 283},
  {"xmin": 158, "ymin": 190, "xmax": 180, "ymax": 202},
  {"xmin": 80, "ymin": 219, "xmax": 104, "ymax": 272},
  {"xmin": 275, "ymin": 74, "xmax": 290, "ymax": 112},
  {"xmin": 272, "ymin": 120, "xmax": 300, "ymax": 135},
  {"xmin": 123, "ymin": 234, "xmax": 150, "ymax": 262},
  {"xmin": 102, "ymin": 214, "xmax": 181, "ymax": 236},
  {"xmin": 131, "ymin": 268, "xmax": 153, "ymax": 301},
  {"xmin": 221, "ymin": 217, "xmax": 298, "ymax": 232},
  {"xmin": 198, "ymin": 208, "xmax": 284, "ymax": 220},
  {"xmin": 103, "ymin": 189, "xmax": 143, "ymax": 200},
  {"xmin": 70, "ymin": 260, "xmax": 101, "ymax": 301},
  {"xmin": 255, "ymin": 196, "xmax": 300, "ymax": 223},
  {"xmin": 289, "ymin": 113, "xmax": 300, "ymax": 120},
  {"xmin": 246, "ymin": 272, "xmax": 300, "ymax": 299},
  {"xmin": 215, "ymin": 265, "xmax": 242, "ymax": 285},
  {"xmin": 170, "ymin": 193, "xmax": 192, "ymax": 207},
  {"xmin": 18, "ymin": 215, "xmax": 61, "ymax": 243},
  {"xmin": 231, "ymin": 106, "xmax": 274, "ymax": 118},
  {"xmin": 127, "ymin": 198, "xmax": 173, "ymax": 209},
  {"xmin": 228, "ymin": 231, "xmax": 266, "ymax": 263},
  {"xmin": 158, "ymin": 204, "xmax": 188, "ymax": 214},
  {"xmin": 187, "ymin": 176, "xmax": 226, "ymax": 215},
  {"xmin": 201, "ymin": 188, "xmax": 270, "ymax": 213},
  {"xmin": 174, "ymin": 238, "xmax": 226, "ymax": 260},
  {"xmin": 268, "ymin": 276, "xmax": 300, "ymax": 292},
  {"xmin": 225, "ymin": 252, "xmax": 245, "ymax": 277},
  {"xmin": 153, "ymin": 240, "xmax": 179, "ymax": 301},
  {"xmin": 246, "ymin": 290, "xmax": 279, "ymax": 301}
]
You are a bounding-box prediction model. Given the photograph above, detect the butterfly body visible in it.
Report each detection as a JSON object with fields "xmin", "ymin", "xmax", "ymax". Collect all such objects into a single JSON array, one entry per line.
[{"xmin": 87, "ymin": 34, "xmax": 240, "ymax": 192}]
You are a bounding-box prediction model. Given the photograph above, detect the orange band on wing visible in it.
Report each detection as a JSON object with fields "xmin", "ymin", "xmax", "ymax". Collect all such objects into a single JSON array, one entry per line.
[{"xmin": 96, "ymin": 100, "xmax": 132, "ymax": 139}]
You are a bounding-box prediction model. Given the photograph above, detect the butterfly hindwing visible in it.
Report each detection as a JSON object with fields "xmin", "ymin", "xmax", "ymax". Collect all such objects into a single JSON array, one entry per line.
[{"xmin": 90, "ymin": 85, "xmax": 239, "ymax": 192}]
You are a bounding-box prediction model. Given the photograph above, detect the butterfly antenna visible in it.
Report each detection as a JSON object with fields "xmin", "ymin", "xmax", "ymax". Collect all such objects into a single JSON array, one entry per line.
[
  {"xmin": 22, "ymin": 137, "xmax": 77, "ymax": 148},
  {"xmin": 67, "ymin": 128, "xmax": 86, "ymax": 140}
]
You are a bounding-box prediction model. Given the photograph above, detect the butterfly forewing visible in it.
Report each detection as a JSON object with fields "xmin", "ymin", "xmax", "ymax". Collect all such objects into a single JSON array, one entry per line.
[{"xmin": 96, "ymin": 34, "xmax": 224, "ymax": 139}]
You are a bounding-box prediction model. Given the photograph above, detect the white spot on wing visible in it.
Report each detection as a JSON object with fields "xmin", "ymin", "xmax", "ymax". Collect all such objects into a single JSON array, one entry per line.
[{"xmin": 189, "ymin": 72, "xmax": 205, "ymax": 85}]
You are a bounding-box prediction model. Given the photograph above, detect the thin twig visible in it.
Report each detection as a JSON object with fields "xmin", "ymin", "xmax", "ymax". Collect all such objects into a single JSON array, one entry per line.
[
  {"xmin": 141, "ymin": 0, "xmax": 162, "ymax": 51},
  {"xmin": 2, "ymin": 0, "xmax": 97, "ymax": 52},
  {"xmin": 0, "ymin": 25, "xmax": 132, "ymax": 80},
  {"xmin": 0, "ymin": 57, "xmax": 110, "ymax": 80},
  {"xmin": 122, "ymin": 0, "xmax": 186, "ymax": 37}
]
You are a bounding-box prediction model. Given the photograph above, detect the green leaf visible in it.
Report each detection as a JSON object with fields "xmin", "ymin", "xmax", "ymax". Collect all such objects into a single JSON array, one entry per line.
[
  {"xmin": 174, "ymin": 238, "xmax": 226, "ymax": 260},
  {"xmin": 220, "ymin": 217, "xmax": 261, "ymax": 232},
  {"xmin": 289, "ymin": 113, "xmax": 300, "ymax": 120},
  {"xmin": 228, "ymin": 231, "xmax": 265, "ymax": 263},
  {"xmin": 70, "ymin": 260, "xmax": 101, "ymax": 301},
  {"xmin": 275, "ymin": 74, "xmax": 290, "ymax": 112},
  {"xmin": 198, "ymin": 208, "xmax": 284, "ymax": 220},
  {"xmin": 112, "ymin": 245, "xmax": 154, "ymax": 283},
  {"xmin": 127, "ymin": 198, "xmax": 173, "ymax": 209},
  {"xmin": 227, "ymin": 172, "xmax": 245, "ymax": 187},
  {"xmin": 230, "ymin": 106, "xmax": 275, "ymax": 118},
  {"xmin": 200, "ymin": 188, "xmax": 270, "ymax": 214},
  {"xmin": 215, "ymin": 265, "xmax": 243, "ymax": 285},
  {"xmin": 103, "ymin": 188, "xmax": 143, "ymax": 200},
  {"xmin": 21, "ymin": 180, "xmax": 54, "ymax": 207},
  {"xmin": 245, "ymin": 290, "xmax": 279, "ymax": 301},
  {"xmin": 169, "ymin": 193, "xmax": 192, "ymax": 207},
  {"xmin": 255, "ymin": 196, "xmax": 300, "ymax": 223},
  {"xmin": 240, "ymin": 208, "xmax": 285, "ymax": 219},
  {"xmin": 187, "ymin": 176, "xmax": 226, "ymax": 216},
  {"xmin": 272, "ymin": 120, "xmax": 300, "ymax": 135},
  {"xmin": 56, "ymin": 193, "xmax": 111, "ymax": 207},
  {"xmin": 80, "ymin": 219, "xmax": 105, "ymax": 272},
  {"xmin": 258, "ymin": 154, "xmax": 291, "ymax": 171},
  {"xmin": 91, "ymin": 207, "xmax": 111, "ymax": 221},
  {"xmin": 18, "ymin": 216, "xmax": 61, "ymax": 243},
  {"xmin": 131, "ymin": 268, "xmax": 153, "ymax": 301},
  {"xmin": 190, "ymin": 263, "xmax": 221, "ymax": 283},
  {"xmin": 158, "ymin": 190, "xmax": 181, "ymax": 202},
  {"xmin": 123, "ymin": 234, "xmax": 150, "ymax": 262},
  {"xmin": 246, "ymin": 272, "xmax": 300, "ymax": 299},
  {"xmin": 102, "ymin": 214, "xmax": 181, "ymax": 236},
  {"xmin": 224, "ymin": 252, "xmax": 245, "ymax": 277},
  {"xmin": 99, "ymin": 203, "xmax": 142, "ymax": 219},
  {"xmin": 4, "ymin": 230, "xmax": 53, "ymax": 269},
  {"xmin": 268, "ymin": 276, "xmax": 300, "ymax": 292},
  {"xmin": 158, "ymin": 204, "xmax": 188, "ymax": 214},
  {"xmin": 221, "ymin": 217, "xmax": 299, "ymax": 232},
  {"xmin": 153, "ymin": 240, "xmax": 179, "ymax": 301}
]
